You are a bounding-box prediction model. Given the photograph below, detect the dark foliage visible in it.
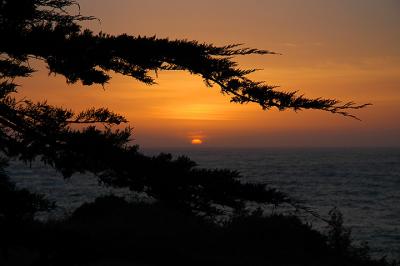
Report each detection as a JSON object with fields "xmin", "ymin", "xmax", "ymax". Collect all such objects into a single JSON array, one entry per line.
[
  {"xmin": 0, "ymin": 158, "xmax": 53, "ymax": 222},
  {"xmin": 2, "ymin": 196, "xmax": 395, "ymax": 266},
  {"xmin": 1, "ymin": 1, "xmax": 369, "ymax": 116},
  {"xmin": 0, "ymin": 158, "xmax": 53, "ymax": 263}
]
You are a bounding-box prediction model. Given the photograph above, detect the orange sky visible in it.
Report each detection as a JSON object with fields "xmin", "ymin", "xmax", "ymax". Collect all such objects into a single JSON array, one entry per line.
[{"xmin": 19, "ymin": 0, "xmax": 400, "ymax": 148}]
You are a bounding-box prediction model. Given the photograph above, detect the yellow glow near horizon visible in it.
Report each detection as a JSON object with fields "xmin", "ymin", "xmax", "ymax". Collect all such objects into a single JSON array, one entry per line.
[
  {"xmin": 191, "ymin": 139, "xmax": 203, "ymax": 145},
  {"xmin": 16, "ymin": 1, "xmax": 400, "ymax": 147}
]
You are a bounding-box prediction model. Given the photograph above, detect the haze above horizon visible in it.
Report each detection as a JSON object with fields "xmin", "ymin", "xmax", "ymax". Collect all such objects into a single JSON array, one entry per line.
[{"xmin": 19, "ymin": 0, "xmax": 400, "ymax": 148}]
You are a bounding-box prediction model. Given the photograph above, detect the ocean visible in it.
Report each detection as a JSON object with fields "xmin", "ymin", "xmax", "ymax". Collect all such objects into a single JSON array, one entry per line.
[{"xmin": 6, "ymin": 147, "xmax": 400, "ymax": 258}]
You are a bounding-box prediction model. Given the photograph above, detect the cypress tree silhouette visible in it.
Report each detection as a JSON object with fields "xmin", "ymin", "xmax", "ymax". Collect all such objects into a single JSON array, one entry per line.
[
  {"xmin": 0, "ymin": 0, "xmax": 368, "ymax": 216},
  {"xmin": 3, "ymin": 2, "xmax": 399, "ymax": 266}
]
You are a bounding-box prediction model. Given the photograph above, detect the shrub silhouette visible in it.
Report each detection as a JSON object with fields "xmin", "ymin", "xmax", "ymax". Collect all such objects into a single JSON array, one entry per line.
[
  {"xmin": 0, "ymin": 157, "xmax": 53, "ymax": 263},
  {"xmin": 5, "ymin": 195, "xmax": 391, "ymax": 266}
]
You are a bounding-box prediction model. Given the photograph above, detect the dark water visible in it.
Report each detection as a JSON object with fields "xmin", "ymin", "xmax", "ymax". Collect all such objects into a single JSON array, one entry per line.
[{"xmin": 6, "ymin": 147, "xmax": 400, "ymax": 258}]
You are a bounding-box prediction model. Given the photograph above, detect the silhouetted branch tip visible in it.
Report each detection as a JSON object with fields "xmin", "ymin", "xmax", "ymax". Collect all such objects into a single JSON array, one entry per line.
[{"xmin": 0, "ymin": 0, "xmax": 372, "ymax": 219}]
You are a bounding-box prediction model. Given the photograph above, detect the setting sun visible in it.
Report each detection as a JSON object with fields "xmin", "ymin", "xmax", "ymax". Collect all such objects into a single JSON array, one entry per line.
[{"xmin": 191, "ymin": 139, "xmax": 203, "ymax": 145}]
